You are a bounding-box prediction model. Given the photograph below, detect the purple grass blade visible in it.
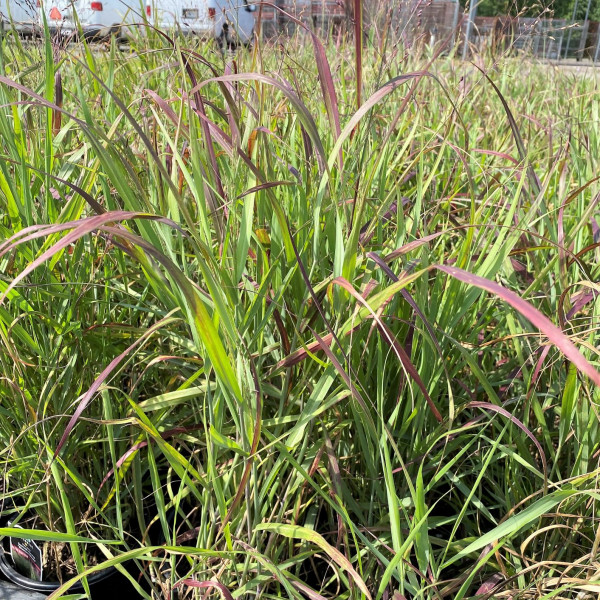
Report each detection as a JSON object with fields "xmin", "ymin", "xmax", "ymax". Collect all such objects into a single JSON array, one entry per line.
[
  {"xmin": 97, "ymin": 424, "xmax": 204, "ymax": 497},
  {"xmin": 236, "ymin": 181, "xmax": 295, "ymax": 199},
  {"xmin": 435, "ymin": 265, "xmax": 600, "ymax": 387},
  {"xmin": 473, "ymin": 65, "xmax": 541, "ymax": 196},
  {"xmin": 175, "ymin": 581, "xmax": 234, "ymax": 600},
  {"xmin": 190, "ymin": 73, "xmax": 328, "ymax": 174},
  {"xmin": 309, "ymin": 326, "xmax": 376, "ymax": 432},
  {"xmin": 468, "ymin": 401, "xmax": 547, "ymax": 486},
  {"xmin": 332, "ymin": 277, "xmax": 443, "ymax": 423},
  {"xmin": 367, "ymin": 251, "xmax": 443, "ymax": 357},
  {"xmin": 0, "ymin": 212, "xmax": 172, "ymax": 301},
  {"xmin": 55, "ymin": 313, "xmax": 179, "ymax": 457},
  {"xmin": 354, "ymin": 0, "xmax": 362, "ymax": 111}
]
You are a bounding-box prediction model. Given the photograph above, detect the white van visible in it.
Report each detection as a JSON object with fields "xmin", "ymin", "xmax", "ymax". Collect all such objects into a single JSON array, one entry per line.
[
  {"xmin": 41, "ymin": 0, "xmax": 145, "ymax": 39},
  {"xmin": 145, "ymin": 0, "xmax": 256, "ymax": 46},
  {"xmin": 0, "ymin": 0, "xmax": 38, "ymax": 35}
]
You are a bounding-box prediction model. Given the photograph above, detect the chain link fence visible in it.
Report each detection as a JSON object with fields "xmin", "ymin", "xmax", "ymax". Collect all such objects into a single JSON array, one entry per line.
[
  {"xmin": 465, "ymin": 14, "xmax": 600, "ymax": 60},
  {"xmin": 257, "ymin": 0, "xmax": 600, "ymax": 63}
]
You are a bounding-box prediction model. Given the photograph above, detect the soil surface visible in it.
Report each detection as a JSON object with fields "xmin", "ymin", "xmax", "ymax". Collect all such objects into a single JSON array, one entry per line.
[{"xmin": 41, "ymin": 541, "xmax": 102, "ymax": 583}]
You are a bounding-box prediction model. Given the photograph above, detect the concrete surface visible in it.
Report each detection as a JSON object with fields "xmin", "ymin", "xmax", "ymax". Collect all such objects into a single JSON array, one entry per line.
[{"xmin": 0, "ymin": 581, "xmax": 45, "ymax": 600}]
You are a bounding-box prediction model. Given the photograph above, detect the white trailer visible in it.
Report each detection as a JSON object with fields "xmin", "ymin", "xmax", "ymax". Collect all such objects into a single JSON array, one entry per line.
[
  {"xmin": 40, "ymin": 0, "xmax": 145, "ymax": 39},
  {"xmin": 0, "ymin": 0, "xmax": 38, "ymax": 35},
  {"xmin": 145, "ymin": 0, "xmax": 256, "ymax": 46}
]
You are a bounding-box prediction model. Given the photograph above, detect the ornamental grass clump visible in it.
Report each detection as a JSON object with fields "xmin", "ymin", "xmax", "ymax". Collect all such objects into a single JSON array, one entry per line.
[{"xmin": 0, "ymin": 13, "xmax": 600, "ymax": 600}]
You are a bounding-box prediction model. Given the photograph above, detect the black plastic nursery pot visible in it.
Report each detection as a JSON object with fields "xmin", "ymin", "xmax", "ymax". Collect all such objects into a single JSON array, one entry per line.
[
  {"xmin": 0, "ymin": 497, "xmax": 152, "ymax": 599},
  {"xmin": 0, "ymin": 538, "xmax": 147, "ymax": 599},
  {"xmin": 0, "ymin": 547, "xmax": 115, "ymax": 598}
]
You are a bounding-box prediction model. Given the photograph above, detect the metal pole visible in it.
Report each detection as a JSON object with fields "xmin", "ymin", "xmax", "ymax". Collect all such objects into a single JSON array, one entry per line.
[
  {"xmin": 451, "ymin": 0, "xmax": 460, "ymax": 48},
  {"xmin": 557, "ymin": 22, "xmax": 565, "ymax": 60},
  {"xmin": 576, "ymin": 0, "xmax": 592, "ymax": 60},
  {"xmin": 462, "ymin": 0, "xmax": 477, "ymax": 60},
  {"xmin": 564, "ymin": 0, "xmax": 579, "ymax": 59},
  {"xmin": 594, "ymin": 21, "xmax": 600, "ymax": 61}
]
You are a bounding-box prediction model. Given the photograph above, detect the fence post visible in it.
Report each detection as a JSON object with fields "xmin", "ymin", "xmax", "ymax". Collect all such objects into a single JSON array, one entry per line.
[
  {"xmin": 557, "ymin": 22, "xmax": 564, "ymax": 60},
  {"xmin": 576, "ymin": 0, "xmax": 592, "ymax": 60},
  {"xmin": 461, "ymin": 0, "xmax": 477, "ymax": 59},
  {"xmin": 451, "ymin": 0, "xmax": 460, "ymax": 44},
  {"xmin": 594, "ymin": 24, "xmax": 600, "ymax": 61},
  {"xmin": 533, "ymin": 20, "xmax": 541, "ymax": 55},
  {"xmin": 563, "ymin": 0, "xmax": 579, "ymax": 59}
]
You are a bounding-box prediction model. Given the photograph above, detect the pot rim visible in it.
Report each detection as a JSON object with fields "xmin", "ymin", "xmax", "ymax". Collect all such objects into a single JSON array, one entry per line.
[{"xmin": 0, "ymin": 545, "xmax": 115, "ymax": 594}]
